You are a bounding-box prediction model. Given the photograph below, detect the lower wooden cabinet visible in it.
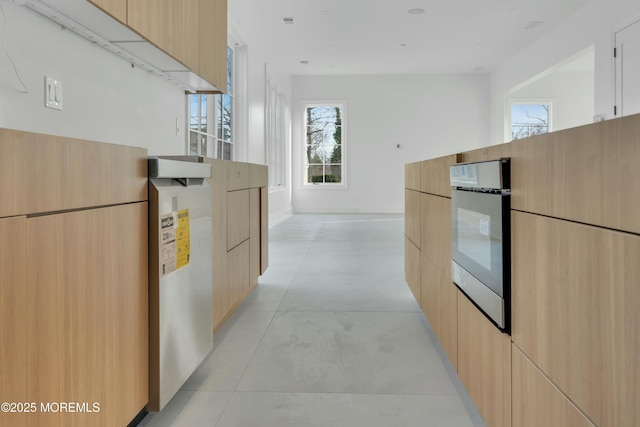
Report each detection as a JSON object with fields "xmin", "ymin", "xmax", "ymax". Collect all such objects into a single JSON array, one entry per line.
[
  {"xmin": 228, "ymin": 239, "xmax": 251, "ymax": 307},
  {"xmin": 512, "ymin": 345, "xmax": 595, "ymax": 427},
  {"xmin": 512, "ymin": 211, "xmax": 640, "ymax": 427},
  {"xmin": 30, "ymin": 204, "xmax": 148, "ymax": 427},
  {"xmin": 421, "ymin": 259, "xmax": 458, "ymax": 369},
  {"xmin": 457, "ymin": 291, "xmax": 511, "ymax": 427},
  {"xmin": 0, "ymin": 217, "xmax": 27, "ymax": 427},
  {"xmin": 227, "ymin": 189, "xmax": 250, "ymax": 251},
  {"xmin": 419, "ymin": 192, "xmax": 458, "ymax": 369},
  {"xmin": 0, "ymin": 204, "xmax": 148, "ymax": 427},
  {"xmin": 207, "ymin": 159, "xmax": 269, "ymax": 332},
  {"xmin": 250, "ymin": 188, "xmax": 261, "ymax": 287},
  {"xmin": 404, "ymin": 236, "xmax": 420, "ymax": 303},
  {"xmin": 405, "ymin": 189, "xmax": 420, "ymax": 247}
]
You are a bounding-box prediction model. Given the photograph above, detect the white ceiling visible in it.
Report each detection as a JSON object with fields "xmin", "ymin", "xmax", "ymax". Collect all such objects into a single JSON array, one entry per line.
[{"xmin": 228, "ymin": 0, "xmax": 591, "ymax": 76}]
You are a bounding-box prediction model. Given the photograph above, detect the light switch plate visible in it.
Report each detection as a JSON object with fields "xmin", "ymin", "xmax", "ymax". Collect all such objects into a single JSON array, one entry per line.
[{"xmin": 45, "ymin": 77, "xmax": 63, "ymax": 110}]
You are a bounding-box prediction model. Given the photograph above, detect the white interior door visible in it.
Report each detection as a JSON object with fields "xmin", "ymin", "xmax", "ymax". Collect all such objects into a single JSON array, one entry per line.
[{"xmin": 615, "ymin": 19, "xmax": 640, "ymax": 117}]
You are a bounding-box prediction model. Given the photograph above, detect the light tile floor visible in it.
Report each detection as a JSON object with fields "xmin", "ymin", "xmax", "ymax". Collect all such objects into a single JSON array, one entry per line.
[{"xmin": 139, "ymin": 213, "xmax": 487, "ymax": 427}]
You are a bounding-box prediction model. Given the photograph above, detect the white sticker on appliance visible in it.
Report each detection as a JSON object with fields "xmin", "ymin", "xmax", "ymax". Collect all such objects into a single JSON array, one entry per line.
[{"xmin": 479, "ymin": 218, "xmax": 489, "ymax": 236}]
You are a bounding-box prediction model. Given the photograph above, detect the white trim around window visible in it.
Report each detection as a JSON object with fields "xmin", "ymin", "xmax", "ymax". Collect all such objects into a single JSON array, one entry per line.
[
  {"xmin": 507, "ymin": 100, "xmax": 553, "ymax": 142},
  {"xmin": 301, "ymin": 101, "xmax": 347, "ymax": 189}
]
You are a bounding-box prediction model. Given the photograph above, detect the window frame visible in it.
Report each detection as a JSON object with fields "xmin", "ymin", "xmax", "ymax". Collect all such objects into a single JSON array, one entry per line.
[
  {"xmin": 508, "ymin": 100, "xmax": 553, "ymax": 141},
  {"xmin": 301, "ymin": 101, "xmax": 347, "ymax": 188},
  {"xmin": 187, "ymin": 44, "xmax": 240, "ymax": 160}
]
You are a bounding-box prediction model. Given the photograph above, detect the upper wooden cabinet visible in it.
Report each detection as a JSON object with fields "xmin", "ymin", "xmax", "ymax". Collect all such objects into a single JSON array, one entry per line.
[
  {"xmin": 85, "ymin": 0, "xmax": 228, "ymax": 92},
  {"xmin": 199, "ymin": 0, "xmax": 228, "ymax": 90},
  {"xmin": 127, "ymin": 0, "xmax": 201, "ymax": 75}
]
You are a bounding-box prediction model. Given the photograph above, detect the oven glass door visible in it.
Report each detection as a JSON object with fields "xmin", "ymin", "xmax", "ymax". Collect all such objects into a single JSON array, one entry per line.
[{"xmin": 451, "ymin": 189, "xmax": 509, "ymax": 298}]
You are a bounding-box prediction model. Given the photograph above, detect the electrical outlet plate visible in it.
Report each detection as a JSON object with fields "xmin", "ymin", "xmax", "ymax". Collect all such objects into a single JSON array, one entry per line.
[{"xmin": 45, "ymin": 77, "xmax": 63, "ymax": 110}]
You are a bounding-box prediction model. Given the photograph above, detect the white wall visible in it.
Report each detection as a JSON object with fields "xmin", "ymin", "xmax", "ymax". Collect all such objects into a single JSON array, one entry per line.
[
  {"xmin": 490, "ymin": 0, "xmax": 640, "ymax": 144},
  {"xmin": 0, "ymin": 1, "xmax": 187, "ymax": 155},
  {"xmin": 265, "ymin": 68, "xmax": 293, "ymax": 226},
  {"xmin": 508, "ymin": 69, "xmax": 594, "ymax": 135},
  {"xmin": 0, "ymin": 2, "xmax": 294, "ymax": 226},
  {"xmin": 291, "ymin": 74, "xmax": 490, "ymax": 213},
  {"xmin": 237, "ymin": 35, "xmax": 293, "ymax": 224}
]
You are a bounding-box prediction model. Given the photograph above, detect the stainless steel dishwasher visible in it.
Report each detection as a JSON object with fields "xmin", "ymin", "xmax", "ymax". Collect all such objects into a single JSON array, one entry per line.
[{"xmin": 147, "ymin": 157, "xmax": 213, "ymax": 412}]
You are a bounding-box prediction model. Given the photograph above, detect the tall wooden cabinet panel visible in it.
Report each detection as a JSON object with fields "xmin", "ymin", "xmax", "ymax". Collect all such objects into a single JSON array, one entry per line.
[
  {"xmin": 458, "ymin": 291, "xmax": 511, "ymax": 427},
  {"xmin": 109, "ymin": 202, "xmax": 149, "ymax": 423},
  {"xmin": 207, "ymin": 159, "xmax": 230, "ymax": 330},
  {"xmin": 127, "ymin": 0, "xmax": 200, "ymax": 72},
  {"xmin": 0, "ymin": 217, "xmax": 27, "ymax": 427},
  {"xmin": 260, "ymin": 187, "xmax": 269, "ymax": 274},
  {"xmin": 512, "ymin": 210, "xmax": 640, "ymax": 427},
  {"xmin": 512, "ymin": 345, "xmax": 595, "ymax": 427},
  {"xmin": 250, "ymin": 188, "xmax": 261, "ymax": 287},
  {"xmin": 420, "ymin": 193, "xmax": 451, "ymax": 272},
  {"xmin": 199, "ymin": 0, "xmax": 228, "ymax": 90},
  {"xmin": 25, "ymin": 203, "xmax": 147, "ymax": 427},
  {"xmin": 419, "ymin": 193, "xmax": 457, "ymax": 368},
  {"xmin": 87, "ymin": 0, "xmax": 127, "ymax": 24}
]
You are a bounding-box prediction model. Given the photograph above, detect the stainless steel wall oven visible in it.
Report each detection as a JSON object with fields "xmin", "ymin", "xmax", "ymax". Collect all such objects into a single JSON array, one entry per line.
[{"xmin": 450, "ymin": 159, "xmax": 511, "ymax": 333}]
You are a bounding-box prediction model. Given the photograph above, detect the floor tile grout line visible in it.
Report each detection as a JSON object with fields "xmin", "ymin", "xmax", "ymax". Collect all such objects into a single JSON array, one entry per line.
[
  {"xmin": 227, "ymin": 231, "xmax": 319, "ymax": 404},
  {"xmin": 223, "ymin": 390, "xmax": 464, "ymax": 398},
  {"xmin": 211, "ymin": 392, "xmax": 234, "ymax": 427}
]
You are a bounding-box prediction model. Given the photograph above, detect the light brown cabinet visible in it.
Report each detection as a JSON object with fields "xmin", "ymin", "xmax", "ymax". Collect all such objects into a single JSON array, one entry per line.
[
  {"xmin": 420, "ymin": 154, "xmax": 459, "ymax": 197},
  {"xmin": 0, "ymin": 217, "xmax": 27, "ymax": 427},
  {"xmin": 407, "ymin": 113, "xmax": 640, "ymax": 427},
  {"xmin": 206, "ymin": 159, "xmax": 269, "ymax": 332},
  {"xmin": 403, "ymin": 155, "xmax": 458, "ymax": 370},
  {"xmin": 199, "ymin": 0, "xmax": 228, "ymax": 89},
  {"xmin": 404, "ymin": 189, "xmax": 420, "ymax": 248},
  {"xmin": 227, "ymin": 189, "xmax": 250, "ymax": 250},
  {"xmin": 250, "ymin": 188, "xmax": 261, "ymax": 286},
  {"xmin": 25, "ymin": 204, "xmax": 148, "ymax": 427},
  {"xmin": 420, "ymin": 193, "xmax": 457, "ymax": 369},
  {"xmin": 512, "ymin": 345, "xmax": 595, "ymax": 427},
  {"xmin": 127, "ymin": 0, "xmax": 200, "ymax": 77},
  {"xmin": 512, "ymin": 210, "xmax": 640, "ymax": 427},
  {"xmin": 458, "ymin": 291, "xmax": 511, "ymax": 427},
  {"xmin": 404, "ymin": 236, "xmax": 420, "ymax": 303},
  {"xmin": 405, "ymin": 161, "xmax": 421, "ymax": 191},
  {"xmin": 87, "ymin": 0, "xmax": 228, "ymax": 92},
  {"xmin": 0, "ymin": 129, "xmax": 148, "ymax": 427}
]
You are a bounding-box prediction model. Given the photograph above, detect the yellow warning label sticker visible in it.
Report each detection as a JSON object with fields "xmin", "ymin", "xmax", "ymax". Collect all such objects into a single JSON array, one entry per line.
[{"xmin": 175, "ymin": 209, "xmax": 190, "ymax": 270}]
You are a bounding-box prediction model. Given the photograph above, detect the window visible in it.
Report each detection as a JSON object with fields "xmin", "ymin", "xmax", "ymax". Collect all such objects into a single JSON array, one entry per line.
[
  {"xmin": 188, "ymin": 47, "xmax": 235, "ymax": 159},
  {"xmin": 266, "ymin": 75, "xmax": 286, "ymax": 189},
  {"xmin": 304, "ymin": 103, "xmax": 344, "ymax": 185},
  {"xmin": 511, "ymin": 102, "xmax": 551, "ymax": 140}
]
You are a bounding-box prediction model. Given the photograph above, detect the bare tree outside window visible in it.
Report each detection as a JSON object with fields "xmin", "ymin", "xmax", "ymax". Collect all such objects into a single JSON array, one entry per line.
[
  {"xmin": 511, "ymin": 103, "xmax": 551, "ymax": 140},
  {"xmin": 305, "ymin": 105, "xmax": 343, "ymax": 184}
]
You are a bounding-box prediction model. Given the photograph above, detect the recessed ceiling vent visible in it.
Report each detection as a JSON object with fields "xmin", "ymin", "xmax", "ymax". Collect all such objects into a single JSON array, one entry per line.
[{"xmin": 283, "ymin": 17, "xmax": 295, "ymax": 25}]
